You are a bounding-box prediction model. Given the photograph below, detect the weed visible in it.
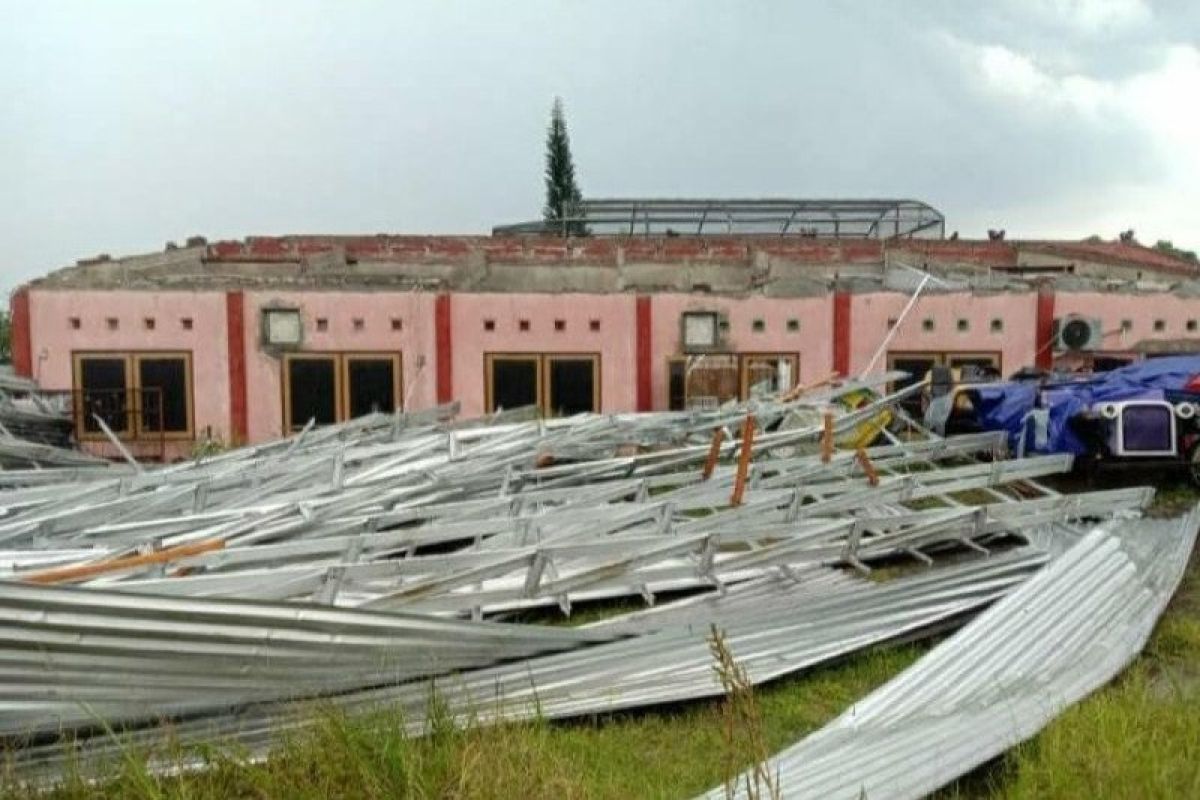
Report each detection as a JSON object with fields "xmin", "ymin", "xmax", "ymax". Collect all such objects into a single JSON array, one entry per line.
[{"xmin": 708, "ymin": 625, "xmax": 780, "ymax": 800}]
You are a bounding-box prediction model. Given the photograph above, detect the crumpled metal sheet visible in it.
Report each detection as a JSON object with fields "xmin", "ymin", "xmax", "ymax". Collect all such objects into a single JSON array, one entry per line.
[
  {"xmin": 4, "ymin": 541, "xmax": 1051, "ymax": 781},
  {"xmin": 0, "ymin": 580, "xmax": 611, "ymax": 738},
  {"xmin": 704, "ymin": 505, "xmax": 1200, "ymax": 800}
]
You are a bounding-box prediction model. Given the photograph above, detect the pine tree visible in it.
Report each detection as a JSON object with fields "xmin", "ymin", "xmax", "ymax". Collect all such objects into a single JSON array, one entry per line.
[{"xmin": 543, "ymin": 97, "xmax": 587, "ymax": 236}]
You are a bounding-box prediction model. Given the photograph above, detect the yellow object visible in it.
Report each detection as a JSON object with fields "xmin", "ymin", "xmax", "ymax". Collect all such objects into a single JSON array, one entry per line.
[{"xmin": 835, "ymin": 388, "xmax": 892, "ymax": 449}]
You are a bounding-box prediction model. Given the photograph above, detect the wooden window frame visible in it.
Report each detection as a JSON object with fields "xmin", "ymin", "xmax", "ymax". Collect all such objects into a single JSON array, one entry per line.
[
  {"xmin": 944, "ymin": 351, "xmax": 1003, "ymax": 371},
  {"xmin": 665, "ymin": 352, "xmax": 801, "ymax": 409},
  {"xmin": 886, "ymin": 351, "xmax": 1003, "ymax": 390},
  {"xmin": 340, "ymin": 353, "xmax": 403, "ymax": 419},
  {"xmin": 484, "ymin": 353, "xmax": 601, "ymax": 417},
  {"xmin": 1053, "ymin": 350, "xmax": 1138, "ymax": 373},
  {"xmin": 72, "ymin": 350, "xmax": 195, "ymax": 441},
  {"xmin": 282, "ymin": 351, "xmax": 403, "ymax": 433},
  {"xmin": 738, "ymin": 353, "xmax": 799, "ymax": 400},
  {"xmin": 543, "ymin": 354, "xmax": 601, "ymax": 417},
  {"xmin": 887, "ymin": 351, "xmax": 1003, "ymax": 371},
  {"xmin": 484, "ymin": 353, "xmax": 542, "ymax": 415},
  {"xmin": 282, "ymin": 353, "xmax": 342, "ymax": 432}
]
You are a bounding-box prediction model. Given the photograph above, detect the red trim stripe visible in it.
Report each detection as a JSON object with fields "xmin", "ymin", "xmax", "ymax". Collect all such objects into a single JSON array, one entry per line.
[
  {"xmin": 10, "ymin": 287, "xmax": 32, "ymax": 379},
  {"xmin": 635, "ymin": 296, "xmax": 652, "ymax": 411},
  {"xmin": 225, "ymin": 291, "xmax": 248, "ymax": 442},
  {"xmin": 435, "ymin": 293, "xmax": 453, "ymax": 405},
  {"xmin": 833, "ymin": 291, "xmax": 851, "ymax": 377},
  {"xmin": 1036, "ymin": 288, "xmax": 1056, "ymax": 370}
]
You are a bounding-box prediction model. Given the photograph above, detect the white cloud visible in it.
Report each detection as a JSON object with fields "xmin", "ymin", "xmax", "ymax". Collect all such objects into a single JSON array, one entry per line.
[
  {"xmin": 974, "ymin": 44, "xmax": 1112, "ymax": 113},
  {"xmin": 1013, "ymin": 0, "xmax": 1152, "ymax": 34},
  {"xmin": 948, "ymin": 33, "xmax": 1200, "ymax": 247},
  {"xmin": 960, "ymin": 39, "xmax": 1200, "ymax": 167}
]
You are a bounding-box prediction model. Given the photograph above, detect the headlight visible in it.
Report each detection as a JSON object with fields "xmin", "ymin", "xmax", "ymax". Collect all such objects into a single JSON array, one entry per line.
[
  {"xmin": 1099, "ymin": 404, "xmax": 1120, "ymax": 420},
  {"xmin": 1176, "ymin": 402, "xmax": 1198, "ymax": 420}
]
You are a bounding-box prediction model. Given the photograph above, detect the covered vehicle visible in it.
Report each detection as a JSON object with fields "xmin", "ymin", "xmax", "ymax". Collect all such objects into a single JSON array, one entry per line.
[{"xmin": 934, "ymin": 355, "xmax": 1200, "ymax": 484}]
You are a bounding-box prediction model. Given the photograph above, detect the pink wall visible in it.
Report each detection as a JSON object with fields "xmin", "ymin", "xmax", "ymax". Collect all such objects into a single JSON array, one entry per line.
[
  {"xmin": 648, "ymin": 295, "xmax": 833, "ymax": 408},
  {"xmin": 27, "ymin": 288, "xmax": 231, "ymax": 457},
  {"xmin": 449, "ymin": 293, "xmax": 638, "ymax": 417},
  {"xmin": 850, "ymin": 292, "xmax": 1039, "ymax": 376},
  {"xmin": 242, "ymin": 290, "xmax": 439, "ymax": 441},
  {"xmin": 26, "ymin": 285, "xmax": 1200, "ymax": 454},
  {"xmin": 1055, "ymin": 291, "xmax": 1200, "ymax": 349}
]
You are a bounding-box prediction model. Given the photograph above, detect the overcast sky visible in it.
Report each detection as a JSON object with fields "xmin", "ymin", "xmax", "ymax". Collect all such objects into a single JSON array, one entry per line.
[{"xmin": 3, "ymin": 0, "xmax": 1199, "ymax": 292}]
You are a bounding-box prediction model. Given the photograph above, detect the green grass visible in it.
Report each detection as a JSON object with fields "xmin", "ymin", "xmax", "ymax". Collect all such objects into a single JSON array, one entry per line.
[
  {"xmin": 12, "ymin": 476, "xmax": 1200, "ymax": 799},
  {"xmin": 939, "ymin": 478, "xmax": 1200, "ymax": 799},
  {"xmin": 992, "ymin": 526, "xmax": 1200, "ymax": 799},
  {"xmin": 11, "ymin": 647, "xmax": 920, "ymax": 800}
]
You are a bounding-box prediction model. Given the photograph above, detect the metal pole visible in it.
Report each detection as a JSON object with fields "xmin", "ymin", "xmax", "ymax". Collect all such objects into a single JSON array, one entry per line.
[{"xmin": 861, "ymin": 272, "xmax": 933, "ymax": 377}]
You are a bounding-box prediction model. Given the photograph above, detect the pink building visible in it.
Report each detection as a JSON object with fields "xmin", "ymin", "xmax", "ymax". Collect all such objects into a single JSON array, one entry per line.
[{"xmin": 10, "ymin": 234, "xmax": 1200, "ymax": 458}]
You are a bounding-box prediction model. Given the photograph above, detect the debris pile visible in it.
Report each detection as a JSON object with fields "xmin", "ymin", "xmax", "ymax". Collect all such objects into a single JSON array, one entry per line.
[
  {"xmin": 0, "ymin": 371, "xmax": 96, "ymax": 467},
  {"xmin": 0, "ymin": 379, "xmax": 1191, "ymax": 796},
  {"xmin": 708, "ymin": 508, "xmax": 1200, "ymax": 799}
]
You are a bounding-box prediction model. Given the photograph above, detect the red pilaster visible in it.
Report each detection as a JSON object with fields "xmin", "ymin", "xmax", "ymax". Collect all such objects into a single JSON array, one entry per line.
[
  {"xmin": 833, "ymin": 290, "xmax": 851, "ymax": 377},
  {"xmin": 635, "ymin": 295, "xmax": 652, "ymax": 411},
  {"xmin": 9, "ymin": 287, "xmax": 32, "ymax": 379},
  {"xmin": 435, "ymin": 293, "xmax": 453, "ymax": 404},
  {"xmin": 1036, "ymin": 288, "xmax": 1056, "ymax": 370},
  {"xmin": 225, "ymin": 291, "xmax": 248, "ymax": 442}
]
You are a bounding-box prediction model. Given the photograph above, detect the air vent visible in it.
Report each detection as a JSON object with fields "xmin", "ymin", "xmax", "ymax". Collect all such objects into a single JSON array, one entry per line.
[{"xmin": 1052, "ymin": 315, "xmax": 1103, "ymax": 351}]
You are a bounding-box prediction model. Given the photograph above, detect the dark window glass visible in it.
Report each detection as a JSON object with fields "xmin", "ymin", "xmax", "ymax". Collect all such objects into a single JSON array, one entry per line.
[
  {"xmin": 1093, "ymin": 356, "xmax": 1134, "ymax": 372},
  {"xmin": 1121, "ymin": 405, "xmax": 1173, "ymax": 452},
  {"xmin": 947, "ymin": 356, "xmax": 999, "ymax": 381},
  {"xmin": 891, "ymin": 356, "xmax": 937, "ymax": 418},
  {"xmin": 79, "ymin": 358, "xmax": 128, "ymax": 433},
  {"xmin": 668, "ymin": 361, "xmax": 686, "ymax": 411},
  {"xmin": 288, "ymin": 358, "xmax": 337, "ymax": 430},
  {"xmin": 138, "ymin": 357, "xmax": 189, "ymax": 433},
  {"xmin": 347, "ymin": 358, "xmax": 396, "ymax": 418},
  {"xmin": 892, "ymin": 357, "xmax": 936, "ymax": 389},
  {"xmin": 547, "ymin": 359, "xmax": 596, "ymax": 416},
  {"xmin": 490, "ymin": 358, "xmax": 538, "ymax": 412}
]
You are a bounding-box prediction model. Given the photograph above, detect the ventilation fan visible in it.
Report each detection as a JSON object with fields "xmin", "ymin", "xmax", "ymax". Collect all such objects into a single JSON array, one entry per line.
[{"xmin": 1053, "ymin": 315, "xmax": 1103, "ymax": 351}]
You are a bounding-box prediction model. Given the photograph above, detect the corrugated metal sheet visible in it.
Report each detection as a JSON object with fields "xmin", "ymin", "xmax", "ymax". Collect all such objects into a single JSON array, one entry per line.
[{"xmin": 704, "ymin": 506, "xmax": 1200, "ymax": 799}]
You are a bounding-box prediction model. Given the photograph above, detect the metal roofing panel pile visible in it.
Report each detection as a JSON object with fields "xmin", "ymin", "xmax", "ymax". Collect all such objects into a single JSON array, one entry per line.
[
  {"xmin": 0, "ymin": 383, "xmax": 1179, "ymax": 788},
  {"xmin": 704, "ymin": 506, "xmax": 1200, "ymax": 800}
]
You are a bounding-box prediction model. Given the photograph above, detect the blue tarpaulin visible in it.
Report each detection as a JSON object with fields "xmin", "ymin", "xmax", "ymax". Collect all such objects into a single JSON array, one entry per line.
[{"xmin": 969, "ymin": 356, "xmax": 1200, "ymax": 456}]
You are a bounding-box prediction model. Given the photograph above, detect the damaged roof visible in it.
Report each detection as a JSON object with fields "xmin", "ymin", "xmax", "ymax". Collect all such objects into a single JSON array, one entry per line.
[{"xmin": 26, "ymin": 234, "xmax": 1200, "ymax": 295}]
